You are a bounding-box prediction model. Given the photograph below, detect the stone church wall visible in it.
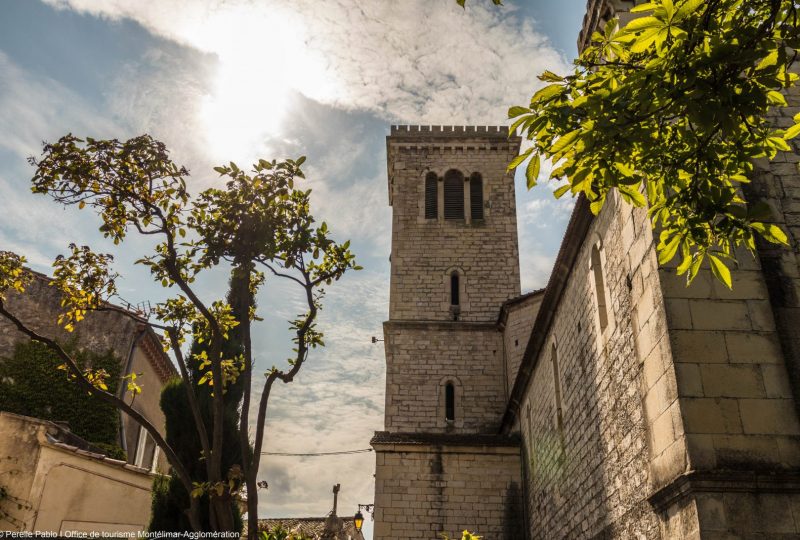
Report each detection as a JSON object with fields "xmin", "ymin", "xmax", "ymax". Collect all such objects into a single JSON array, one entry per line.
[
  {"xmin": 383, "ymin": 321, "xmax": 506, "ymax": 434},
  {"xmin": 647, "ymin": 84, "xmax": 800, "ymax": 538},
  {"xmin": 372, "ymin": 439, "xmax": 522, "ymax": 540},
  {"xmin": 387, "ymin": 127, "xmax": 521, "ymax": 323},
  {"xmin": 517, "ymin": 195, "xmax": 663, "ymax": 539},
  {"xmin": 514, "ymin": 120, "xmax": 800, "ymax": 539},
  {"xmin": 500, "ymin": 293, "xmax": 542, "ymax": 400}
]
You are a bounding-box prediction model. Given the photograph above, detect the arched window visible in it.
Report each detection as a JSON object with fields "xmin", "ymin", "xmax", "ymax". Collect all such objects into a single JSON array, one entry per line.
[
  {"xmin": 445, "ymin": 382, "xmax": 455, "ymax": 422},
  {"xmin": 469, "ymin": 173, "xmax": 483, "ymax": 220},
  {"xmin": 591, "ymin": 245, "xmax": 608, "ymax": 331},
  {"xmin": 425, "ymin": 172, "xmax": 438, "ymax": 219},
  {"xmin": 450, "ymin": 272, "xmax": 460, "ymax": 306},
  {"xmin": 443, "ymin": 170, "xmax": 465, "ymax": 220}
]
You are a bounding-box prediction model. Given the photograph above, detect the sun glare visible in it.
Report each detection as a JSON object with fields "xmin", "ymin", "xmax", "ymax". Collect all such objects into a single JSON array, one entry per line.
[{"xmin": 192, "ymin": 4, "xmax": 338, "ymax": 164}]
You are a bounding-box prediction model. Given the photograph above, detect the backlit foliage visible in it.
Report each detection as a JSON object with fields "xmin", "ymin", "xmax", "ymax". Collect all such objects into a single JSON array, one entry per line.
[
  {"xmin": 509, "ymin": 0, "xmax": 796, "ymax": 288},
  {"xmin": 0, "ymin": 134, "xmax": 359, "ymax": 533}
]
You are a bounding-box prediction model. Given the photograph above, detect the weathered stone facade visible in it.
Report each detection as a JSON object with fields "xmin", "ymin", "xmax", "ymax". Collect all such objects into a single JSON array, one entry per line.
[
  {"xmin": 510, "ymin": 194, "xmax": 663, "ymax": 539},
  {"xmin": 499, "ymin": 292, "xmax": 543, "ymax": 400},
  {"xmin": 0, "ymin": 272, "xmax": 175, "ymax": 471},
  {"xmin": 386, "ymin": 125, "xmax": 522, "ymax": 323},
  {"xmin": 373, "ymin": 126, "xmax": 525, "ymax": 539},
  {"xmin": 372, "ymin": 434, "xmax": 523, "ymax": 539},
  {"xmin": 0, "ymin": 412, "xmax": 156, "ymax": 532},
  {"xmin": 373, "ymin": 2, "xmax": 800, "ymax": 538}
]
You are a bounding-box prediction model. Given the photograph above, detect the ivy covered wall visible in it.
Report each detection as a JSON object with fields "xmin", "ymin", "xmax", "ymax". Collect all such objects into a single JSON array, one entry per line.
[{"xmin": 0, "ymin": 339, "xmax": 125, "ymax": 459}]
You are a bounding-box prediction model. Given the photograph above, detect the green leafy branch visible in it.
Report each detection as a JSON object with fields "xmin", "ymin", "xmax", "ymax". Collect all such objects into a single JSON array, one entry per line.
[
  {"xmin": 10, "ymin": 134, "xmax": 360, "ymax": 534},
  {"xmin": 509, "ymin": 0, "xmax": 795, "ymax": 288}
]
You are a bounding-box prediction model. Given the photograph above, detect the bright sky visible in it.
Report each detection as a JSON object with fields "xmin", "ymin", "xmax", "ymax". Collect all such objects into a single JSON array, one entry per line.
[{"xmin": 0, "ymin": 1, "xmax": 586, "ymax": 536}]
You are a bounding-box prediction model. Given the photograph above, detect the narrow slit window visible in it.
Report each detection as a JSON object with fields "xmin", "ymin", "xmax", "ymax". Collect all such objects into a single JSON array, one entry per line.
[
  {"xmin": 425, "ymin": 172, "xmax": 438, "ymax": 219},
  {"xmin": 551, "ymin": 344, "xmax": 565, "ymax": 450},
  {"xmin": 591, "ymin": 245, "xmax": 609, "ymax": 331},
  {"xmin": 443, "ymin": 170, "xmax": 465, "ymax": 220},
  {"xmin": 526, "ymin": 404, "xmax": 533, "ymax": 457},
  {"xmin": 445, "ymin": 383, "xmax": 455, "ymax": 422},
  {"xmin": 469, "ymin": 173, "xmax": 484, "ymax": 220},
  {"xmin": 450, "ymin": 272, "xmax": 460, "ymax": 306}
]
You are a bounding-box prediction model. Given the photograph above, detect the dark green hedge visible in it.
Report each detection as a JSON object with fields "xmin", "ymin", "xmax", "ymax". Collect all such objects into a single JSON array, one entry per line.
[{"xmin": 0, "ymin": 339, "xmax": 124, "ymax": 457}]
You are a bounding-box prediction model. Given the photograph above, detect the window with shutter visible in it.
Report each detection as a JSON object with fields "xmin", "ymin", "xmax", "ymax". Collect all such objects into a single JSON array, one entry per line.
[
  {"xmin": 425, "ymin": 172, "xmax": 438, "ymax": 219},
  {"xmin": 470, "ymin": 173, "xmax": 483, "ymax": 220},
  {"xmin": 443, "ymin": 170, "xmax": 464, "ymax": 220}
]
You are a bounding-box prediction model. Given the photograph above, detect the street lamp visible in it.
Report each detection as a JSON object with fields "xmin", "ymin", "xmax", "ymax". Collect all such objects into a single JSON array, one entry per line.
[
  {"xmin": 353, "ymin": 503, "xmax": 374, "ymax": 532},
  {"xmin": 353, "ymin": 510, "xmax": 364, "ymax": 532}
]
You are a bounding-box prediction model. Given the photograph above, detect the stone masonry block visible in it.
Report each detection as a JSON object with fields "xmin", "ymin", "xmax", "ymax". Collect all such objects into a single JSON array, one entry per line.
[
  {"xmin": 695, "ymin": 493, "xmax": 727, "ymax": 532},
  {"xmin": 660, "ymin": 269, "xmax": 713, "ymax": 299},
  {"xmin": 674, "ymin": 363, "xmax": 704, "ymax": 397},
  {"xmin": 685, "ymin": 433, "xmax": 717, "ymax": 470},
  {"xmin": 671, "ymin": 330, "xmax": 729, "ymax": 364},
  {"xmin": 664, "ymin": 298, "xmax": 693, "ymax": 330},
  {"xmin": 746, "ymin": 300, "xmax": 777, "ymax": 331},
  {"xmin": 681, "ymin": 398, "xmax": 743, "ymax": 434},
  {"xmin": 688, "ymin": 300, "xmax": 751, "ymax": 331},
  {"xmin": 644, "ymin": 370, "xmax": 678, "ymax": 419},
  {"xmin": 724, "ymin": 332, "xmax": 783, "ymax": 364},
  {"xmin": 699, "ymin": 364, "xmax": 765, "ymax": 398},
  {"xmin": 739, "ymin": 399, "xmax": 800, "ymax": 435},
  {"xmin": 761, "ymin": 364, "xmax": 795, "ymax": 398},
  {"xmin": 712, "ymin": 434, "xmax": 782, "ymax": 469}
]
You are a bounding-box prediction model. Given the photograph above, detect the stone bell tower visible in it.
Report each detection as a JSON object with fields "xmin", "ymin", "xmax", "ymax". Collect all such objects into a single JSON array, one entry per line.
[
  {"xmin": 386, "ymin": 125, "xmax": 522, "ymax": 324},
  {"xmin": 371, "ymin": 125, "xmax": 525, "ymax": 539},
  {"xmin": 383, "ymin": 124, "xmax": 522, "ymax": 433}
]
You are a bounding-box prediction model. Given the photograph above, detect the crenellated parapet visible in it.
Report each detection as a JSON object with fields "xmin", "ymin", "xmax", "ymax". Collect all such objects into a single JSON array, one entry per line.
[
  {"xmin": 385, "ymin": 125, "xmax": 521, "ymax": 205},
  {"xmin": 389, "ymin": 125, "xmax": 509, "ymax": 138}
]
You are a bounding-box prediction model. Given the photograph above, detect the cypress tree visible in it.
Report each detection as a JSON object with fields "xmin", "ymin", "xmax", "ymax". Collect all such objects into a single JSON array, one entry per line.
[{"xmin": 149, "ymin": 274, "xmax": 250, "ymax": 531}]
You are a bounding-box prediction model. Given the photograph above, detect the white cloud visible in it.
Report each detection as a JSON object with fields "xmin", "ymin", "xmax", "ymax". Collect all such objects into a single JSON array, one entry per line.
[
  {"xmin": 0, "ymin": 51, "xmax": 120, "ymax": 158},
  {"xmin": 43, "ymin": 0, "xmax": 570, "ymax": 163},
  {"xmin": 8, "ymin": 2, "xmax": 572, "ymax": 530},
  {"xmin": 0, "ymin": 52, "xmax": 126, "ymax": 272},
  {"xmin": 103, "ymin": 46, "xmax": 217, "ymax": 172},
  {"xmin": 520, "ymin": 196, "xmax": 575, "ymax": 227},
  {"xmin": 306, "ymin": 172, "xmax": 392, "ymax": 257},
  {"xmin": 250, "ymin": 269, "xmax": 388, "ymax": 521}
]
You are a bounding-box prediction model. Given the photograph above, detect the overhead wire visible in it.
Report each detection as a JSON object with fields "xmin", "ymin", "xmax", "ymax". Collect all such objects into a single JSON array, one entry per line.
[{"xmin": 260, "ymin": 448, "xmax": 373, "ymax": 457}]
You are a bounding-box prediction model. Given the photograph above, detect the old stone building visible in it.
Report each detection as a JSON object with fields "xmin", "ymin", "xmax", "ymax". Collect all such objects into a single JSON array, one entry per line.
[
  {"xmin": 372, "ymin": 125, "xmax": 527, "ymax": 539},
  {"xmin": 0, "ymin": 412, "xmax": 158, "ymax": 532},
  {"xmin": 371, "ymin": 1, "xmax": 800, "ymax": 538},
  {"xmin": 0, "ymin": 272, "xmax": 175, "ymax": 471},
  {"xmin": 0, "ymin": 272, "xmax": 176, "ymax": 532}
]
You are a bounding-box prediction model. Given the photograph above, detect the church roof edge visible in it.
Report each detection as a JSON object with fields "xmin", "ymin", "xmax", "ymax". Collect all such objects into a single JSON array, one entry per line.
[{"xmin": 500, "ymin": 195, "xmax": 594, "ymax": 433}]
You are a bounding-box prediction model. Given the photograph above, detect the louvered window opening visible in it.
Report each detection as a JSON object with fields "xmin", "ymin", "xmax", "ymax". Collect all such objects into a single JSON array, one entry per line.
[
  {"xmin": 470, "ymin": 174, "xmax": 484, "ymax": 220},
  {"xmin": 425, "ymin": 173, "xmax": 438, "ymax": 219},
  {"xmin": 443, "ymin": 170, "xmax": 465, "ymax": 220}
]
